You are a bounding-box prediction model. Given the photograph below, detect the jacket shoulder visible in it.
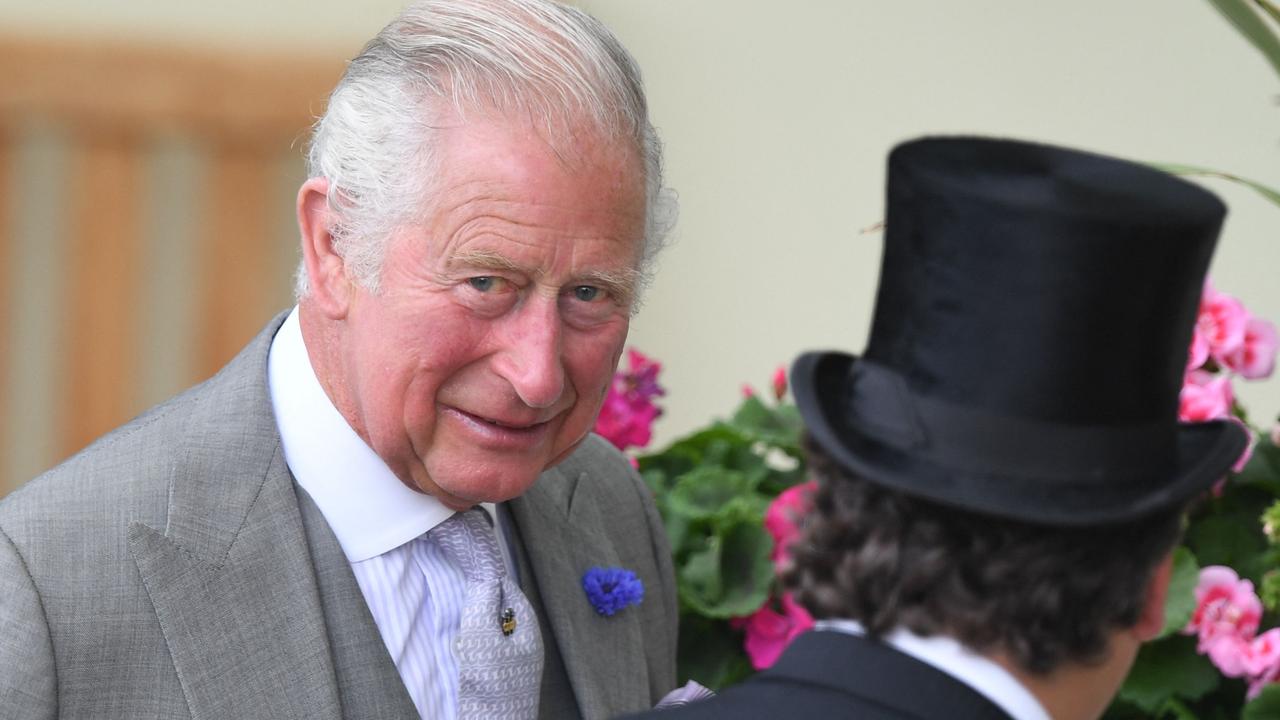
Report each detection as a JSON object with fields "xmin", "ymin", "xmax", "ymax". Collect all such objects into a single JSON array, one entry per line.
[
  {"xmin": 0, "ymin": 386, "xmax": 200, "ymax": 541},
  {"xmin": 0, "ymin": 311, "xmax": 285, "ymax": 545}
]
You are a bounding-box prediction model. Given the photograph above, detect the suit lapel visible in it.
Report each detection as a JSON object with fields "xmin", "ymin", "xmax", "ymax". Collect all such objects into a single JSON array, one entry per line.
[
  {"xmin": 508, "ymin": 466, "xmax": 649, "ymax": 719},
  {"xmin": 128, "ymin": 315, "xmax": 342, "ymax": 720}
]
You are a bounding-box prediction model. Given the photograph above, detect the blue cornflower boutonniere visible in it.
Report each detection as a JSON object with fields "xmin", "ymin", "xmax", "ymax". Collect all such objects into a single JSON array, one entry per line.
[{"xmin": 582, "ymin": 566, "xmax": 644, "ymax": 617}]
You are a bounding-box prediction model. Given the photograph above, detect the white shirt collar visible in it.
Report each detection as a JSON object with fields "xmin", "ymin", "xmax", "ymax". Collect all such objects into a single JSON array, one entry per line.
[
  {"xmin": 814, "ymin": 619, "xmax": 1051, "ymax": 720},
  {"xmin": 267, "ymin": 307, "xmax": 496, "ymax": 562}
]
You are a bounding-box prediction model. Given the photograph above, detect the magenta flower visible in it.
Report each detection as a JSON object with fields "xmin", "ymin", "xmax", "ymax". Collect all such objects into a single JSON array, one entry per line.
[
  {"xmin": 771, "ymin": 367, "xmax": 788, "ymax": 401},
  {"xmin": 739, "ymin": 593, "xmax": 814, "ymax": 670},
  {"xmin": 764, "ymin": 482, "xmax": 816, "ymax": 571},
  {"xmin": 594, "ymin": 349, "xmax": 665, "ymax": 452},
  {"xmin": 1186, "ymin": 566, "xmax": 1263, "ymax": 654},
  {"xmin": 735, "ymin": 482, "xmax": 819, "ymax": 670},
  {"xmin": 1223, "ymin": 316, "xmax": 1279, "ymax": 380},
  {"xmin": 623, "ymin": 349, "xmax": 664, "ymax": 400},
  {"xmin": 1179, "ymin": 370, "xmax": 1235, "ymax": 423}
]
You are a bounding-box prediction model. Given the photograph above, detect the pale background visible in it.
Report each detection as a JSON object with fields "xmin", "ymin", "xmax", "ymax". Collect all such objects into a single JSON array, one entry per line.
[{"xmin": 1, "ymin": 0, "xmax": 1277, "ymax": 489}]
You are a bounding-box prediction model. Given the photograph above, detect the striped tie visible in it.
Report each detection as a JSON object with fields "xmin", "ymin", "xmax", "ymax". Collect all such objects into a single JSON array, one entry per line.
[{"xmin": 429, "ymin": 508, "xmax": 544, "ymax": 720}]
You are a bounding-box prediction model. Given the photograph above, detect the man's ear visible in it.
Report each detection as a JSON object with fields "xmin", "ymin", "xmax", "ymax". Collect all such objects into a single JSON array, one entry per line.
[
  {"xmin": 1133, "ymin": 551, "xmax": 1176, "ymax": 641},
  {"xmin": 297, "ymin": 177, "xmax": 352, "ymax": 319}
]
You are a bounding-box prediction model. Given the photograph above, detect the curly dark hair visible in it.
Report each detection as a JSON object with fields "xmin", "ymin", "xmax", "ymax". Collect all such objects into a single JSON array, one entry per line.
[{"xmin": 785, "ymin": 438, "xmax": 1184, "ymax": 675}]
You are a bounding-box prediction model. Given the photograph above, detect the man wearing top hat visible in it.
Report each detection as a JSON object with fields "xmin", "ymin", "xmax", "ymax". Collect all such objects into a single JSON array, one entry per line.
[{"xmin": 625, "ymin": 136, "xmax": 1248, "ymax": 720}]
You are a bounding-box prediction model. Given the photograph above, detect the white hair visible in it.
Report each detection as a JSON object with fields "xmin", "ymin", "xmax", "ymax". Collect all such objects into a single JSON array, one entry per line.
[{"xmin": 297, "ymin": 0, "xmax": 677, "ymax": 301}]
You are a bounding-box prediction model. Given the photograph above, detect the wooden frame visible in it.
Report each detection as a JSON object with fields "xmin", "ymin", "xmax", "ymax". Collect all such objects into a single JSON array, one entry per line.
[{"xmin": 0, "ymin": 36, "xmax": 344, "ymax": 482}]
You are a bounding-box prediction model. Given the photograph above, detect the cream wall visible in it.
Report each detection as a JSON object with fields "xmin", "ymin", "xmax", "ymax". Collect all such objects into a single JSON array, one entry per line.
[{"xmin": 1, "ymin": 0, "xmax": 1277, "ymax": 454}]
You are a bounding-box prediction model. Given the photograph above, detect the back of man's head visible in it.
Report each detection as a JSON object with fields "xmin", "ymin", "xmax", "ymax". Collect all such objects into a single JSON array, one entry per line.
[{"xmin": 786, "ymin": 439, "xmax": 1183, "ymax": 677}]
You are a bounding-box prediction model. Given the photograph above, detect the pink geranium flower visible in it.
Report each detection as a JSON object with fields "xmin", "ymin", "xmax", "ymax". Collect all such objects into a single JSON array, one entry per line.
[
  {"xmin": 1187, "ymin": 326, "xmax": 1210, "ymax": 371},
  {"xmin": 1207, "ymin": 629, "xmax": 1280, "ymax": 693},
  {"xmin": 594, "ymin": 349, "xmax": 665, "ymax": 452},
  {"xmin": 1223, "ymin": 316, "xmax": 1279, "ymax": 380},
  {"xmin": 1250, "ymin": 655, "xmax": 1280, "ymax": 700},
  {"xmin": 1206, "ymin": 634, "xmax": 1252, "ymax": 678},
  {"xmin": 1186, "ymin": 566, "xmax": 1263, "ymax": 652},
  {"xmin": 740, "ymin": 593, "xmax": 814, "ymax": 670},
  {"xmin": 1179, "ymin": 370, "xmax": 1235, "ymax": 423},
  {"xmin": 1199, "ymin": 284, "xmax": 1249, "ymax": 362},
  {"xmin": 764, "ymin": 481, "xmax": 816, "ymax": 570},
  {"xmin": 1243, "ymin": 628, "xmax": 1280, "ymax": 677}
]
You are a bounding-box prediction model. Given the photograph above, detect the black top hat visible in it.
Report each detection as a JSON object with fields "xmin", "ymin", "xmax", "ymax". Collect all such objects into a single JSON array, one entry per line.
[{"xmin": 791, "ymin": 136, "xmax": 1248, "ymax": 526}]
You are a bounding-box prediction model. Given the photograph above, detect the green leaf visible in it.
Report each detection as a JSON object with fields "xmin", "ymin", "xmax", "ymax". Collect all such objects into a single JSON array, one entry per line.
[
  {"xmin": 1159, "ymin": 547, "xmax": 1201, "ymax": 639},
  {"xmin": 1186, "ymin": 507, "xmax": 1270, "ymax": 580},
  {"xmin": 1237, "ymin": 439, "xmax": 1280, "ymax": 496},
  {"xmin": 663, "ymin": 511, "xmax": 691, "ymax": 557},
  {"xmin": 679, "ymin": 543, "xmax": 724, "ymax": 608},
  {"xmin": 677, "ymin": 519, "xmax": 774, "ymax": 619},
  {"xmin": 1203, "ymin": 0, "xmax": 1280, "ymax": 80},
  {"xmin": 1118, "ymin": 634, "xmax": 1220, "ymax": 711},
  {"xmin": 675, "ymin": 613, "xmax": 753, "ymax": 690},
  {"xmin": 665, "ymin": 467, "xmax": 755, "ymax": 521},
  {"xmin": 1160, "ymin": 697, "xmax": 1202, "ymax": 720},
  {"xmin": 1152, "ymin": 163, "xmax": 1280, "ymax": 211},
  {"xmin": 1245, "ymin": 683, "xmax": 1280, "ymax": 719},
  {"xmin": 639, "ymin": 423, "xmax": 748, "ymax": 476},
  {"xmin": 640, "ymin": 467, "xmax": 669, "ymax": 496},
  {"xmin": 729, "ymin": 398, "xmax": 804, "ymax": 453},
  {"xmin": 1258, "ymin": 0, "xmax": 1280, "ymax": 27},
  {"xmin": 1100, "ymin": 697, "xmax": 1146, "ymax": 720}
]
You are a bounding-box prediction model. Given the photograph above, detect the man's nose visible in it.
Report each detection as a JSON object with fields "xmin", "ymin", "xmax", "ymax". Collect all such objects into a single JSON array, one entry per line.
[{"xmin": 496, "ymin": 297, "xmax": 566, "ymax": 409}]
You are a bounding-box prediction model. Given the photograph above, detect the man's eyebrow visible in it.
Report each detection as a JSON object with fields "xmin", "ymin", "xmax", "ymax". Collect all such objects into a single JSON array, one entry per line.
[
  {"xmin": 576, "ymin": 267, "xmax": 640, "ymax": 304},
  {"xmin": 447, "ymin": 250, "xmax": 526, "ymax": 273},
  {"xmin": 448, "ymin": 249, "xmax": 640, "ymax": 303}
]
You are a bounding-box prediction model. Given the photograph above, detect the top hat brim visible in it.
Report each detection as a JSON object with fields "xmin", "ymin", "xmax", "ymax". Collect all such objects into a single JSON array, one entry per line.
[{"xmin": 791, "ymin": 350, "xmax": 1249, "ymax": 527}]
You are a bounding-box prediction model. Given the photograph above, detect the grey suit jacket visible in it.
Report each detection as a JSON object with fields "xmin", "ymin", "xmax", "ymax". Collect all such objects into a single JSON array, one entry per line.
[{"xmin": 0, "ymin": 315, "xmax": 678, "ymax": 719}]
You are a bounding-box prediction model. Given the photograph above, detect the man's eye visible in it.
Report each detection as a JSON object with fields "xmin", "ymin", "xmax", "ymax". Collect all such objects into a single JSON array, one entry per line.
[
  {"xmin": 468, "ymin": 276, "xmax": 501, "ymax": 292},
  {"xmin": 572, "ymin": 285, "xmax": 601, "ymax": 302}
]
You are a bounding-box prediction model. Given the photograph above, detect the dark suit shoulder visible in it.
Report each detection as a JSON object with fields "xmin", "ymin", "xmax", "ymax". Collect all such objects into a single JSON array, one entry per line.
[{"xmin": 621, "ymin": 631, "xmax": 1014, "ymax": 720}]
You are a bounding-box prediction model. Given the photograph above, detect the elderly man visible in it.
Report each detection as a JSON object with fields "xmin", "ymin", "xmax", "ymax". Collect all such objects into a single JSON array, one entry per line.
[
  {"xmin": 629, "ymin": 137, "xmax": 1247, "ymax": 720},
  {"xmin": 0, "ymin": 1, "xmax": 677, "ymax": 718}
]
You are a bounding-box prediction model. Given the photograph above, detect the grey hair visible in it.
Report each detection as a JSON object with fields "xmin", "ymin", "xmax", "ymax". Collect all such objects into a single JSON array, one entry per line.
[{"xmin": 296, "ymin": 0, "xmax": 677, "ymax": 302}]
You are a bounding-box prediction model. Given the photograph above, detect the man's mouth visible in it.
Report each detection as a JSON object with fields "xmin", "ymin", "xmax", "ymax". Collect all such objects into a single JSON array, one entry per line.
[
  {"xmin": 477, "ymin": 415, "xmax": 540, "ymax": 430},
  {"xmin": 444, "ymin": 406, "xmax": 557, "ymax": 446}
]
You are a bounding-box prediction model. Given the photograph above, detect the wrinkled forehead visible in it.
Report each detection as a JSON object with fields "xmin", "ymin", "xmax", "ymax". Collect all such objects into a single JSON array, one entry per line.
[
  {"xmin": 423, "ymin": 78, "xmax": 644, "ymax": 166},
  {"xmin": 420, "ymin": 100, "xmax": 647, "ymax": 211}
]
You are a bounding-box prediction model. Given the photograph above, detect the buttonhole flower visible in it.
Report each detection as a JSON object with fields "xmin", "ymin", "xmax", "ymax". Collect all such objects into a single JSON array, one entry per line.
[{"xmin": 582, "ymin": 566, "xmax": 644, "ymax": 617}]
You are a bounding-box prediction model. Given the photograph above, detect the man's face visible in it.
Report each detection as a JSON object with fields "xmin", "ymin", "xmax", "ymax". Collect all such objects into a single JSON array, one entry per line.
[{"xmin": 336, "ymin": 115, "xmax": 646, "ymax": 509}]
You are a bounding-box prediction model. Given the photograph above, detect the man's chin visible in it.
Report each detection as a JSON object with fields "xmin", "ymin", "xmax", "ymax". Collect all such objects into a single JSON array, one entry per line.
[{"xmin": 427, "ymin": 469, "xmax": 545, "ymax": 507}]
